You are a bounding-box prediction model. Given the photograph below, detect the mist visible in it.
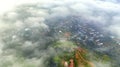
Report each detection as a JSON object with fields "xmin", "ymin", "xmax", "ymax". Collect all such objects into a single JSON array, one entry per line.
[{"xmin": 0, "ymin": 0, "xmax": 120, "ymax": 67}]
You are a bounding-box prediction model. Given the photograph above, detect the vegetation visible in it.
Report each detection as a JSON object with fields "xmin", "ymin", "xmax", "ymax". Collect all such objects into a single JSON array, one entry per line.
[{"xmin": 52, "ymin": 47, "xmax": 94, "ymax": 67}]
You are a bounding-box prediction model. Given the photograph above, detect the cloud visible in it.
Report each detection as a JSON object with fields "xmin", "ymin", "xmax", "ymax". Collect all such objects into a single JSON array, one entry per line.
[{"xmin": 0, "ymin": 0, "xmax": 120, "ymax": 67}]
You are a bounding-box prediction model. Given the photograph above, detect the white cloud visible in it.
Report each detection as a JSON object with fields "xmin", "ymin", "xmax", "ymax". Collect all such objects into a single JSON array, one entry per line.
[
  {"xmin": 0, "ymin": 0, "xmax": 46, "ymax": 15},
  {"xmin": 0, "ymin": 0, "xmax": 120, "ymax": 67},
  {"xmin": 108, "ymin": 25, "xmax": 120, "ymax": 37}
]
